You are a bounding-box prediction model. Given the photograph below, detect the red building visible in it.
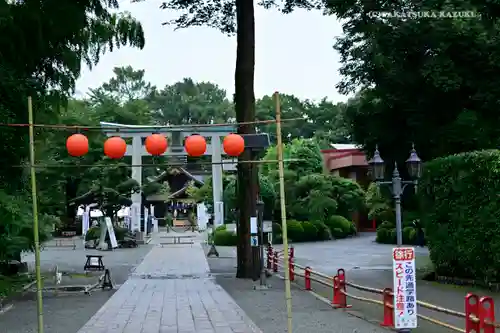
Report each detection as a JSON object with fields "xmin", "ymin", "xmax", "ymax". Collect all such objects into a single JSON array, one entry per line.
[{"xmin": 321, "ymin": 144, "xmax": 374, "ymax": 231}]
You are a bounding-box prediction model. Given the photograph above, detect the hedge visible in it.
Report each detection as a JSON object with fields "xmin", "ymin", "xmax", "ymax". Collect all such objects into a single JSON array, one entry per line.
[
  {"xmin": 213, "ymin": 217, "xmax": 357, "ymax": 246},
  {"xmin": 213, "ymin": 224, "xmax": 238, "ymax": 246},
  {"xmin": 419, "ymin": 150, "xmax": 500, "ymax": 282},
  {"xmin": 375, "ymin": 219, "xmax": 421, "ymax": 245}
]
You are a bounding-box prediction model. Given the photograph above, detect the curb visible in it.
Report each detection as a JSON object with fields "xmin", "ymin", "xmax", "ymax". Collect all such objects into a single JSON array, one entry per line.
[{"xmin": 0, "ymin": 303, "xmax": 14, "ymax": 316}]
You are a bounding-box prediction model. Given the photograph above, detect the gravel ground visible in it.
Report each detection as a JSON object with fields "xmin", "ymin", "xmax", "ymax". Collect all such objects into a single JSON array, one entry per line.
[
  {"xmin": 205, "ymin": 245, "xmax": 390, "ymax": 333},
  {"xmin": 0, "ymin": 240, "xmax": 153, "ymax": 333}
]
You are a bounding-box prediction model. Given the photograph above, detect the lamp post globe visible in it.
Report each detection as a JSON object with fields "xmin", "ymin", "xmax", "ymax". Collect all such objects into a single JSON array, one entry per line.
[
  {"xmin": 368, "ymin": 146, "xmax": 385, "ymax": 181},
  {"xmin": 406, "ymin": 144, "xmax": 422, "ymax": 179}
]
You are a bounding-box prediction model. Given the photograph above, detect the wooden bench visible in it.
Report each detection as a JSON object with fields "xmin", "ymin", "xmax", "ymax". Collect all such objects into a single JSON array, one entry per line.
[
  {"xmin": 159, "ymin": 235, "xmax": 195, "ymax": 246},
  {"xmin": 43, "ymin": 238, "xmax": 77, "ymax": 250}
]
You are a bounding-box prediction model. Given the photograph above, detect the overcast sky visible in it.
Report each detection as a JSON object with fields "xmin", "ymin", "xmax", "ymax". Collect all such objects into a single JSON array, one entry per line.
[{"xmin": 75, "ymin": 1, "xmax": 347, "ymax": 103}]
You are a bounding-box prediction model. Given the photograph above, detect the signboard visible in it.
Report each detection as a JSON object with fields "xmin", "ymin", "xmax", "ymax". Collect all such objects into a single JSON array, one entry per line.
[
  {"xmin": 263, "ymin": 221, "xmax": 272, "ymax": 233},
  {"xmin": 393, "ymin": 247, "xmax": 417, "ymax": 329},
  {"xmin": 197, "ymin": 203, "xmax": 209, "ymax": 231},
  {"xmin": 214, "ymin": 201, "xmax": 224, "ymax": 226},
  {"xmin": 105, "ymin": 217, "xmax": 118, "ymax": 249},
  {"xmin": 250, "ymin": 235, "xmax": 259, "ymax": 246},
  {"xmin": 250, "ymin": 217, "xmax": 258, "ymax": 234}
]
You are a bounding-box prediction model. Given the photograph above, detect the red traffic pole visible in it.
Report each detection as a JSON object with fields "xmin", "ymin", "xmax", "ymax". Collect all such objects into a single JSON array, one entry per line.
[
  {"xmin": 304, "ymin": 267, "xmax": 311, "ymax": 290},
  {"xmin": 266, "ymin": 244, "xmax": 273, "ymax": 269},
  {"xmin": 289, "ymin": 257, "xmax": 295, "ymax": 282},
  {"xmin": 465, "ymin": 293, "xmax": 480, "ymax": 333},
  {"xmin": 380, "ymin": 288, "xmax": 394, "ymax": 327},
  {"xmin": 333, "ymin": 269, "xmax": 351, "ymax": 308},
  {"xmin": 273, "ymin": 251, "xmax": 278, "ymax": 273},
  {"xmin": 479, "ymin": 296, "xmax": 495, "ymax": 333},
  {"xmin": 289, "ymin": 246, "xmax": 294, "ymax": 259}
]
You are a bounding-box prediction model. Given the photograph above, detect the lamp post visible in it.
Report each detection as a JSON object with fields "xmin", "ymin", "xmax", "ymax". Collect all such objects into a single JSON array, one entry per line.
[{"xmin": 368, "ymin": 145, "xmax": 422, "ymax": 247}]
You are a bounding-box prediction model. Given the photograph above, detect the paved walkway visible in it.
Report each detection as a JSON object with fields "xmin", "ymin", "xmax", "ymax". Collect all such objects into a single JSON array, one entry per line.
[{"xmin": 77, "ymin": 232, "xmax": 262, "ymax": 333}]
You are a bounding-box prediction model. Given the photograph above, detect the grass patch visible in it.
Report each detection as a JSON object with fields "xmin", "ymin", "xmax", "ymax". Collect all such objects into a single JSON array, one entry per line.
[{"xmin": 0, "ymin": 274, "xmax": 33, "ymax": 298}]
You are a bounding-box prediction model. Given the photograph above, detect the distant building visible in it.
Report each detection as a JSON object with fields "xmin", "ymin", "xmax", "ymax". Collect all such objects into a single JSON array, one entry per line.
[
  {"xmin": 146, "ymin": 167, "xmax": 205, "ymax": 227},
  {"xmin": 322, "ymin": 144, "xmax": 373, "ymax": 231},
  {"xmin": 321, "ymin": 144, "xmax": 369, "ymax": 188}
]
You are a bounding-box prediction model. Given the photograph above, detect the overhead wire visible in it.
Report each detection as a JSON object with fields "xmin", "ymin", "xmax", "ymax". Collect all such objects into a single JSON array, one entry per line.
[
  {"xmin": 0, "ymin": 116, "xmax": 306, "ymax": 131},
  {"xmin": 8, "ymin": 159, "xmax": 306, "ymax": 169},
  {"xmin": 4, "ymin": 116, "xmax": 306, "ymax": 169}
]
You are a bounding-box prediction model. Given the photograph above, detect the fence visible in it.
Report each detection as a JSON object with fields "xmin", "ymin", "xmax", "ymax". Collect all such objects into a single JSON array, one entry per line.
[{"xmin": 266, "ymin": 245, "xmax": 498, "ymax": 333}]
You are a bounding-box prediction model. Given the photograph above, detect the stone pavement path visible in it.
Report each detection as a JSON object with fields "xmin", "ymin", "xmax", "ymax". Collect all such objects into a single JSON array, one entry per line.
[{"xmin": 77, "ymin": 232, "xmax": 262, "ymax": 333}]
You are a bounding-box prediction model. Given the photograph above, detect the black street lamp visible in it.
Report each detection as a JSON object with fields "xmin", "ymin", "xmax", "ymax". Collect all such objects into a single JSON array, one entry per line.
[{"xmin": 368, "ymin": 145, "xmax": 422, "ymax": 246}]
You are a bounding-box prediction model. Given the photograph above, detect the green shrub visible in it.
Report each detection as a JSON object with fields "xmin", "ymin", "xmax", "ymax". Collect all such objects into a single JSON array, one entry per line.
[
  {"xmin": 114, "ymin": 227, "xmax": 129, "ymax": 241},
  {"xmin": 85, "ymin": 225, "xmax": 129, "ymax": 242},
  {"xmin": 376, "ymin": 227, "xmax": 397, "ymax": 244},
  {"xmin": 331, "ymin": 228, "xmax": 345, "ymax": 239},
  {"xmin": 213, "ymin": 230, "xmax": 238, "ymax": 246},
  {"xmin": 348, "ymin": 221, "xmax": 357, "ymax": 235},
  {"xmin": 419, "ymin": 150, "xmax": 500, "ymax": 282},
  {"xmin": 402, "ymin": 226, "xmax": 416, "ymax": 244},
  {"xmin": 325, "ymin": 215, "xmax": 352, "ymax": 238},
  {"xmin": 310, "ymin": 221, "xmax": 332, "ymax": 240},
  {"xmin": 272, "ymin": 222, "xmax": 282, "ymax": 234},
  {"xmin": 301, "ymin": 221, "xmax": 319, "ymax": 242},
  {"xmin": 377, "ymin": 221, "xmax": 394, "ymax": 230},
  {"xmin": 286, "ymin": 220, "xmax": 304, "ymax": 242},
  {"xmin": 85, "ymin": 227, "xmax": 100, "ymax": 241},
  {"xmin": 215, "ymin": 224, "xmax": 227, "ymax": 232}
]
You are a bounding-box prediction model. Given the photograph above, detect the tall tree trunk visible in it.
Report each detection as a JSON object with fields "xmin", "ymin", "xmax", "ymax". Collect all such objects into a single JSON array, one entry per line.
[{"xmin": 235, "ymin": 0, "xmax": 257, "ymax": 279}]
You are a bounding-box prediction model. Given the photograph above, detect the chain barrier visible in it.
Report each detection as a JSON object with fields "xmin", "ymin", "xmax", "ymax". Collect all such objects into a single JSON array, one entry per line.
[{"xmin": 266, "ymin": 244, "xmax": 498, "ymax": 333}]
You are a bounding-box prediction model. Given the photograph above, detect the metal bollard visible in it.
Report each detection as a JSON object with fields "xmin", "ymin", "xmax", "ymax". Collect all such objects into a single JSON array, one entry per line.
[
  {"xmin": 289, "ymin": 257, "xmax": 295, "ymax": 282},
  {"xmin": 479, "ymin": 296, "xmax": 495, "ymax": 333},
  {"xmin": 465, "ymin": 293, "xmax": 480, "ymax": 333},
  {"xmin": 380, "ymin": 288, "xmax": 394, "ymax": 327},
  {"xmin": 305, "ymin": 266, "xmax": 311, "ymax": 290},
  {"xmin": 273, "ymin": 251, "xmax": 278, "ymax": 273}
]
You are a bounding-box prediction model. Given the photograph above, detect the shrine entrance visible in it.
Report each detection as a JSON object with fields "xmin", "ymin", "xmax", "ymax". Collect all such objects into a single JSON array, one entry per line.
[{"xmin": 100, "ymin": 122, "xmax": 237, "ymax": 233}]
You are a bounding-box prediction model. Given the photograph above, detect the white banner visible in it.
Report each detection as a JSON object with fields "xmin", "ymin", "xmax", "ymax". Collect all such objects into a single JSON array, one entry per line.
[{"xmin": 393, "ymin": 247, "xmax": 418, "ymax": 329}]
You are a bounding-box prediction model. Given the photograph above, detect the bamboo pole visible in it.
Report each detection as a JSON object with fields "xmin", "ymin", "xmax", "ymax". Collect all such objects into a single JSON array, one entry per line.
[
  {"xmin": 28, "ymin": 96, "xmax": 45, "ymax": 333},
  {"xmin": 274, "ymin": 92, "xmax": 293, "ymax": 333}
]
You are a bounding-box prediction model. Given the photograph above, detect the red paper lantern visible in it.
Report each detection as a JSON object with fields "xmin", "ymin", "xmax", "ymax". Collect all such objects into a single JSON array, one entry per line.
[
  {"xmin": 185, "ymin": 135, "xmax": 207, "ymax": 157},
  {"xmin": 104, "ymin": 137, "xmax": 127, "ymax": 159},
  {"xmin": 223, "ymin": 134, "xmax": 245, "ymax": 156},
  {"xmin": 66, "ymin": 134, "xmax": 89, "ymax": 157},
  {"xmin": 145, "ymin": 134, "xmax": 167, "ymax": 156}
]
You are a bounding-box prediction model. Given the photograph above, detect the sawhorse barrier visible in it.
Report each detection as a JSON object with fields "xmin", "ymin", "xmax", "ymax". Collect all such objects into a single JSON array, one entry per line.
[{"xmin": 266, "ymin": 244, "xmax": 498, "ymax": 332}]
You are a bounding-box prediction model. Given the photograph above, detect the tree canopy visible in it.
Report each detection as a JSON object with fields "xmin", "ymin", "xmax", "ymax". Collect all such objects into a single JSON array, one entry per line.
[{"xmin": 328, "ymin": 0, "xmax": 500, "ymax": 164}]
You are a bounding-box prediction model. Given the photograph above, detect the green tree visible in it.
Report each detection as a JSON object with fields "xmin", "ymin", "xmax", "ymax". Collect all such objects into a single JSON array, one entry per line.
[
  {"xmin": 261, "ymin": 138, "xmax": 323, "ymax": 180},
  {"xmin": 0, "ymin": 0, "xmax": 145, "ymax": 264},
  {"xmin": 149, "ymin": 78, "xmax": 235, "ymax": 125},
  {"xmin": 256, "ymin": 94, "xmax": 350, "ymax": 146},
  {"xmin": 328, "ymin": 0, "xmax": 500, "ymax": 164}
]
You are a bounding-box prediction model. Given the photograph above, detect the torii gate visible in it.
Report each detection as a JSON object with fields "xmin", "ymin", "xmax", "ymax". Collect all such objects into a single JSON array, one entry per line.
[{"xmin": 100, "ymin": 122, "xmax": 237, "ymax": 232}]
